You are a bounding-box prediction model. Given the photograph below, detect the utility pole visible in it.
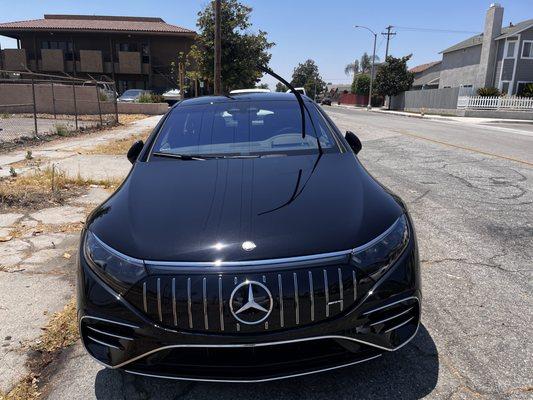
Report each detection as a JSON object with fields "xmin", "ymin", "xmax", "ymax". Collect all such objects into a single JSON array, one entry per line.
[
  {"xmin": 214, "ymin": 0, "xmax": 222, "ymax": 95},
  {"xmin": 381, "ymin": 25, "xmax": 396, "ymax": 59},
  {"xmin": 354, "ymin": 25, "xmax": 377, "ymax": 110}
]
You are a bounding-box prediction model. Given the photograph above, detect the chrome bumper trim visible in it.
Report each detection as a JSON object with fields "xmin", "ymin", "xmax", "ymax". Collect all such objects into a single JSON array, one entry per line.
[{"xmin": 123, "ymin": 353, "xmax": 382, "ymax": 383}]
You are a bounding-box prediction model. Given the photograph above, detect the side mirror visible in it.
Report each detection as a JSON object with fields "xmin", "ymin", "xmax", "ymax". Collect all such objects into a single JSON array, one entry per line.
[
  {"xmin": 345, "ymin": 131, "xmax": 362, "ymax": 154},
  {"xmin": 127, "ymin": 140, "xmax": 144, "ymax": 164}
]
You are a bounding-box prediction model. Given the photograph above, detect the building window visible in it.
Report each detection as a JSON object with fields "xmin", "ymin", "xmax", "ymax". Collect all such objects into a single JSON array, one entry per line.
[
  {"xmin": 141, "ymin": 43, "xmax": 150, "ymax": 63},
  {"xmin": 41, "ymin": 41, "xmax": 74, "ymax": 60},
  {"xmin": 522, "ymin": 41, "xmax": 533, "ymax": 59},
  {"xmin": 117, "ymin": 43, "xmax": 138, "ymax": 52},
  {"xmin": 504, "ymin": 40, "xmax": 517, "ymax": 58},
  {"xmin": 500, "ymin": 82, "xmax": 510, "ymax": 94}
]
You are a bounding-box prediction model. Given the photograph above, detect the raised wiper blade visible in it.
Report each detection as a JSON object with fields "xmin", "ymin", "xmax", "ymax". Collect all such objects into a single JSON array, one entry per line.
[{"xmin": 152, "ymin": 152, "xmax": 215, "ymax": 160}]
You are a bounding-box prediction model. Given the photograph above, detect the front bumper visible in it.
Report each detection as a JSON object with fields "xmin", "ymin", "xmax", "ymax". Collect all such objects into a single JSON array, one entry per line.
[{"xmin": 77, "ymin": 239, "xmax": 421, "ymax": 382}]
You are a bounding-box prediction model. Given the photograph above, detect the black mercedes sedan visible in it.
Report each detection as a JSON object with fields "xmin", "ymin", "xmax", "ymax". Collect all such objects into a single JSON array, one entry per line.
[{"xmin": 77, "ymin": 92, "xmax": 421, "ymax": 383}]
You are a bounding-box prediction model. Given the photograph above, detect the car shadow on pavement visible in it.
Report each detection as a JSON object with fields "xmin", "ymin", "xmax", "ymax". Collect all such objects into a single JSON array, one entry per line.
[{"xmin": 94, "ymin": 324, "xmax": 438, "ymax": 400}]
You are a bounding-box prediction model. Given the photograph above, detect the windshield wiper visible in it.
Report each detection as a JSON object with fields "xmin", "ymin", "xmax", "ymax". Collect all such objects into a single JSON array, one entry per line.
[
  {"xmin": 152, "ymin": 152, "xmax": 216, "ymax": 160},
  {"xmin": 257, "ymin": 65, "xmax": 323, "ymax": 156}
]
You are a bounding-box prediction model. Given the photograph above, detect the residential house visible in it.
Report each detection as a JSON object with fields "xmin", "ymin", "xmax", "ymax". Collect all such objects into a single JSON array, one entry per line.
[
  {"xmin": 0, "ymin": 14, "xmax": 196, "ymax": 93},
  {"xmin": 437, "ymin": 3, "xmax": 533, "ymax": 95},
  {"xmin": 410, "ymin": 61, "xmax": 442, "ymax": 90}
]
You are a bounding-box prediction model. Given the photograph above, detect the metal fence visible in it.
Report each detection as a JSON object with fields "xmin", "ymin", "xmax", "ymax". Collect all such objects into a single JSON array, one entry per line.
[
  {"xmin": 389, "ymin": 87, "xmax": 461, "ymax": 111},
  {"xmin": 0, "ymin": 70, "xmax": 119, "ymax": 145},
  {"xmin": 457, "ymin": 95, "xmax": 533, "ymax": 110}
]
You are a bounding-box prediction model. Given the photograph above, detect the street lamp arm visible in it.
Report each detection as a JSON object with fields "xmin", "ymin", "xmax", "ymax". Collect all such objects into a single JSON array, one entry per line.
[{"xmin": 353, "ymin": 25, "xmax": 377, "ymax": 36}]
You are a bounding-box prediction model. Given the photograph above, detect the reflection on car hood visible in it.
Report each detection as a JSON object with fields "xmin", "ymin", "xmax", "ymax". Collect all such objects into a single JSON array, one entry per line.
[{"xmin": 87, "ymin": 153, "xmax": 402, "ymax": 262}]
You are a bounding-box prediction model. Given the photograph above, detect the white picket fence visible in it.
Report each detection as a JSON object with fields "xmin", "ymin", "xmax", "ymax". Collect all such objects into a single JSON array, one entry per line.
[{"xmin": 457, "ymin": 95, "xmax": 533, "ymax": 110}]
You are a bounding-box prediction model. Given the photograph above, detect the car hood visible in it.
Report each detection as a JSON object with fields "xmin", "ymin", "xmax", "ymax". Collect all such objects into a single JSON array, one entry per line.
[{"xmin": 87, "ymin": 153, "xmax": 403, "ymax": 262}]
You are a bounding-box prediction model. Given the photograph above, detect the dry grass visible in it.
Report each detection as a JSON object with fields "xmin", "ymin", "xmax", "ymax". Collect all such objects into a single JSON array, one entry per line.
[
  {"xmin": 84, "ymin": 129, "xmax": 151, "ymax": 155},
  {"xmin": 0, "ymin": 299, "xmax": 78, "ymax": 400},
  {"xmin": 118, "ymin": 114, "xmax": 151, "ymax": 124},
  {"xmin": 34, "ymin": 299, "xmax": 79, "ymax": 353},
  {"xmin": 0, "ymin": 166, "xmax": 121, "ymax": 211},
  {"xmin": 0, "ymin": 378, "xmax": 40, "ymax": 400}
]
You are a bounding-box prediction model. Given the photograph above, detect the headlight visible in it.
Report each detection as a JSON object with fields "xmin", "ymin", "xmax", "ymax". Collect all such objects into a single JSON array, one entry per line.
[
  {"xmin": 351, "ymin": 214, "xmax": 409, "ymax": 281},
  {"xmin": 83, "ymin": 230, "xmax": 147, "ymax": 294}
]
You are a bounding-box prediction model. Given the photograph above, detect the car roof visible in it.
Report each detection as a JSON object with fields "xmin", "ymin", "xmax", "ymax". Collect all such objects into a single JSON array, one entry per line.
[{"xmin": 178, "ymin": 92, "xmax": 312, "ymax": 106}]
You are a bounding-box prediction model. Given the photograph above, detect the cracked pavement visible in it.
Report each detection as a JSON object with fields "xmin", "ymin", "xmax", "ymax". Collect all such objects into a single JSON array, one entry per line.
[{"xmin": 2, "ymin": 108, "xmax": 532, "ymax": 399}]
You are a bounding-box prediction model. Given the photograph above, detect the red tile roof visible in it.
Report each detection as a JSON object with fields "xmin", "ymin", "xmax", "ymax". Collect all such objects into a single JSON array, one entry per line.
[
  {"xmin": 409, "ymin": 61, "xmax": 441, "ymax": 74},
  {"xmin": 0, "ymin": 14, "xmax": 195, "ymax": 35}
]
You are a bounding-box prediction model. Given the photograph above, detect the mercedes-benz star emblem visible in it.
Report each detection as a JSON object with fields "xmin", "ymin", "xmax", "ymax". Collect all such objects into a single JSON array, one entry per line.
[
  {"xmin": 230, "ymin": 281, "xmax": 273, "ymax": 325},
  {"xmin": 241, "ymin": 241, "xmax": 256, "ymax": 251}
]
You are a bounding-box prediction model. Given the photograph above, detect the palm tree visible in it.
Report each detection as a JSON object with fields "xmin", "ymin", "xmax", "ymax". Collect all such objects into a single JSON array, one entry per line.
[{"xmin": 344, "ymin": 60, "xmax": 359, "ymax": 76}]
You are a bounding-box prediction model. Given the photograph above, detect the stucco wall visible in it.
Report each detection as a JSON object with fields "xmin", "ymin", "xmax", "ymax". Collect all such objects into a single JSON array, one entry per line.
[
  {"xmin": 439, "ymin": 45, "xmax": 482, "ymax": 88},
  {"xmin": 1, "ymin": 49, "xmax": 27, "ymax": 71},
  {"xmin": 80, "ymin": 50, "xmax": 103, "ymax": 73},
  {"xmin": 41, "ymin": 49, "xmax": 64, "ymax": 72}
]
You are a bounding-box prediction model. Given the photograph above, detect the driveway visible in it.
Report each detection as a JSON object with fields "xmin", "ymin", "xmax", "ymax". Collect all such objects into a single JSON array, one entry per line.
[{"xmin": 3, "ymin": 109, "xmax": 532, "ymax": 399}]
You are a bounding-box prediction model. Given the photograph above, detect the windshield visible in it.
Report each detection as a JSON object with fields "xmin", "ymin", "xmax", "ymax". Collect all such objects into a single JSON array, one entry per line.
[
  {"xmin": 151, "ymin": 100, "xmax": 337, "ymax": 157},
  {"xmin": 121, "ymin": 89, "xmax": 143, "ymax": 97}
]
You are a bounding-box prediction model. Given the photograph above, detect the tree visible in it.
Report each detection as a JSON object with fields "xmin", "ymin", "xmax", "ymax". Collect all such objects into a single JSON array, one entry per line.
[
  {"xmin": 188, "ymin": 0, "xmax": 275, "ymax": 92},
  {"xmin": 351, "ymin": 74, "xmax": 370, "ymax": 95},
  {"xmin": 290, "ymin": 59, "xmax": 326, "ymax": 98},
  {"xmin": 359, "ymin": 52, "xmax": 380, "ymax": 73},
  {"xmin": 344, "ymin": 60, "xmax": 359, "ymax": 76},
  {"xmin": 275, "ymin": 82, "xmax": 288, "ymax": 92},
  {"xmin": 256, "ymin": 83, "xmax": 269, "ymax": 89},
  {"xmin": 375, "ymin": 55, "xmax": 414, "ymax": 108}
]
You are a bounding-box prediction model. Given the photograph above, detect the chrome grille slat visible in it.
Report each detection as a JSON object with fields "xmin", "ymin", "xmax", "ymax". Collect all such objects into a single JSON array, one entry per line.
[
  {"xmin": 172, "ymin": 278, "xmax": 177, "ymax": 326},
  {"xmin": 218, "ymin": 277, "xmax": 224, "ymax": 331},
  {"xmin": 338, "ymin": 268, "xmax": 344, "ymax": 311},
  {"xmin": 384, "ymin": 316, "xmax": 415, "ymax": 333},
  {"xmin": 86, "ymin": 326, "xmax": 133, "ymax": 341},
  {"xmin": 323, "ymin": 269, "xmax": 329, "ymax": 317},
  {"xmin": 143, "ymin": 282, "xmax": 147, "ymax": 313},
  {"xmin": 278, "ymin": 274, "xmax": 284, "ymax": 328},
  {"xmin": 308, "ymin": 270, "xmax": 314, "ymax": 322},
  {"xmin": 293, "ymin": 272, "xmax": 299, "ymax": 325},
  {"xmin": 87, "ymin": 335, "xmax": 121, "ymax": 350},
  {"xmin": 187, "ymin": 277, "xmax": 193, "ymax": 329},
  {"xmin": 353, "ymin": 270, "xmax": 357, "ymax": 300},
  {"xmin": 203, "ymin": 277, "xmax": 209, "ymax": 330},
  {"xmin": 370, "ymin": 307, "xmax": 414, "ymax": 327},
  {"xmin": 157, "ymin": 278, "xmax": 162, "ymax": 323}
]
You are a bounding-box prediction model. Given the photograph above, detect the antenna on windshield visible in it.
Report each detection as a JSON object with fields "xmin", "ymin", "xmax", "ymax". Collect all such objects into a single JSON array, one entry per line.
[{"xmin": 257, "ymin": 65, "xmax": 306, "ymax": 139}]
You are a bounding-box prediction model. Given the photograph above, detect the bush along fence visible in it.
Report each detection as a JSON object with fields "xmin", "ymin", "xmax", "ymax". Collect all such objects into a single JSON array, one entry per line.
[{"xmin": 0, "ymin": 69, "xmax": 119, "ymax": 144}]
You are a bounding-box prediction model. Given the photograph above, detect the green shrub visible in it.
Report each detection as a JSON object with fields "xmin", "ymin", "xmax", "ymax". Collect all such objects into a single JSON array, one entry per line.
[
  {"xmin": 518, "ymin": 83, "xmax": 533, "ymax": 98},
  {"xmin": 55, "ymin": 124, "xmax": 69, "ymax": 136},
  {"xmin": 138, "ymin": 93, "xmax": 164, "ymax": 103},
  {"xmin": 476, "ymin": 87, "xmax": 500, "ymax": 97},
  {"xmin": 351, "ymin": 74, "xmax": 370, "ymax": 95}
]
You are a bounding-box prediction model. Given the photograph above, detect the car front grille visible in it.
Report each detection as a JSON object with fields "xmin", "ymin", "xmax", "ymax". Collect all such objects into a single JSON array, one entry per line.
[{"xmin": 124, "ymin": 263, "xmax": 358, "ymax": 333}]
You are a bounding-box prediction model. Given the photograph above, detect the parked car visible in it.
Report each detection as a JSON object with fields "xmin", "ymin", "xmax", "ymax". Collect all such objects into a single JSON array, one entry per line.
[
  {"xmin": 162, "ymin": 88, "xmax": 181, "ymax": 103},
  {"xmin": 286, "ymin": 87, "xmax": 307, "ymax": 96},
  {"xmin": 321, "ymin": 97, "xmax": 332, "ymax": 106},
  {"xmin": 78, "ymin": 91, "xmax": 420, "ymax": 382},
  {"xmin": 117, "ymin": 89, "xmax": 150, "ymax": 103},
  {"xmin": 230, "ymin": 88, "xmax": 271, "ymax": 94},
  {"xmin": 82, "ymin": 81, "xmax": 117, "ymax": 101}
]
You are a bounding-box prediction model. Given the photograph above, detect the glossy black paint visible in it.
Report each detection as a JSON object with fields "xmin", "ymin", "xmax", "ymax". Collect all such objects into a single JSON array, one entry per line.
[{"xmin": 78, "ymin": 93, "xmax": 421, "ymax": 381}]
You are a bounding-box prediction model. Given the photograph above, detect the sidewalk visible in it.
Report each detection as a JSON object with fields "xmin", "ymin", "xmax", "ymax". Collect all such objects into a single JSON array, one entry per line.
[
  {"xmin": 330, "ymin": 103, "xmax": 533, "ymax": 125},
  {"xmin": 0, "ymin": 115, "xmax": 162, "ymax": 395}
]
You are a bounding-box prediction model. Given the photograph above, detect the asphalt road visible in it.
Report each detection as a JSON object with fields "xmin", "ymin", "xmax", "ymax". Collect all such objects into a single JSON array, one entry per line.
[{"xmin": 44, "ymin": 109, "xmax": 532, "ymax": 399}]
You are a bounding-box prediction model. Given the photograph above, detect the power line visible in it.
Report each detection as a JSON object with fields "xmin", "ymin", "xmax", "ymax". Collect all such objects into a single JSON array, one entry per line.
[
  {"xmin": 393, "ymin": 25, "xmax": 479, "ymax": 34},
  {"xmin": 381, "ymin": 25, "xmax": 396, "ymax": 58}
]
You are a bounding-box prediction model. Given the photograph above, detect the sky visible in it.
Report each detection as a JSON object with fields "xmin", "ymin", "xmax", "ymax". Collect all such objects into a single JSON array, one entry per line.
[{"xmin": 0, "ymin": 0, "xmax": 531, "ymax": 88}]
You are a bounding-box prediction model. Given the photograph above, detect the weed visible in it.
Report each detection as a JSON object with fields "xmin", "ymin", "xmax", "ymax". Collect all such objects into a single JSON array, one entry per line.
[
  {"xmin": 9, "ymin": 166, "xmax": 17, "ymax": 177},
  {"xmin": 54, "ymin": 124, "xmax": 69, "ymax": 137},
  {"xmin": 25, "ymin": 150, "xmax": 33, "ymax": 160}
]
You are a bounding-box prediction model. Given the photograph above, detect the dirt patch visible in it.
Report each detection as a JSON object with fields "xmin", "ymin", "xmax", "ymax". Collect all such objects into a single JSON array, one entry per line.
[{"xmin": 0, "ymin": 166, "xmax": 121, "ymax": 212}]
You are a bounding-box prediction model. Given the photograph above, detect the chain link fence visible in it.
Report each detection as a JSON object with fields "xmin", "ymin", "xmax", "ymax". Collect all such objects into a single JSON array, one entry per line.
[{"xmin": 0, "ymin": 70, "xmax": 119, "ymax": 147}]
